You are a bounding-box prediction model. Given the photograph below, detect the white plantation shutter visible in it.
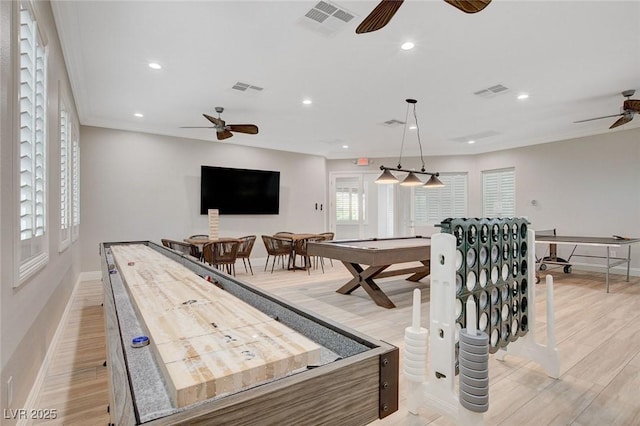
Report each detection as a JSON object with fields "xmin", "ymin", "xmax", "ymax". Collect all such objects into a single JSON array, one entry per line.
[
  {"xmin": 335, "ymin": 178, "xmax": 360, "ymax": 222},
  {"xmin": 414, "ymin": 186, "xmax": 428, "ymax": 224},
  {"xmin": 18, "ymin": 1, "xmax": 48, "ymax": 281},
  {"xmin": 414, "ymin": 173, "xmax": 468, "ymax": 225},
  {"xmin": 71, "ymin": 124, "xmax": 80, "ymax": 241},
  {"xmin": 482, "ymin": 168, "xmax": 515, "ymax": 217},
  {"xmin": 59, "ymin": 104, "xmax": 70, "ymax": 249}
]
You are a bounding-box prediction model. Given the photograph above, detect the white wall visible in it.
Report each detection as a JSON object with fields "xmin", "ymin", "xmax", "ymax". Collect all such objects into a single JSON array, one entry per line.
[
  {"xmin": 1, "ymin": 0, "xmax": 81, "ymax": 417},
  {"xmin": 79, "ymin": 126, "xmax": 328, "ymax": 272},
  {"xmin": 327, "ymin": 127, "xmax": 640, "ymax": 270}
]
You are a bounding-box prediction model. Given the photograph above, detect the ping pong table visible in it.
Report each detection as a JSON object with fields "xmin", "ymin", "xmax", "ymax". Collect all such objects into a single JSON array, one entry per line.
[{"xmin": 535, "ymin": 234, "xmax": 640, "ymax": 292}]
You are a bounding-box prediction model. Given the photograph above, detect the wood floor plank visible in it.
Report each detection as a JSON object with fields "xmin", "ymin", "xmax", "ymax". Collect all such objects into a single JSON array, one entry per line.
[{"xmin": 27, "ymin": 261, "xmax": 640, "ymax": 425}]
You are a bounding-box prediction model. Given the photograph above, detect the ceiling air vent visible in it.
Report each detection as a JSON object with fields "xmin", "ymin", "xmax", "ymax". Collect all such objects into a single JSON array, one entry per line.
[
  {"xmin": 474, "ymin": 84, "xmax": 509, "ymax": 98},
  {"xmin": 450, "ymin": 130, "xmax": 501, "ymax": 143},
  {"xmin": 382, "ymin": 119, "xmax": 405, "ymax": 127},
  {"xmin": 298, "ymin": 1, "xmax": 357, "ymax": 37},
  {"xmin": 232, "ymin": 82, "xmax": 264, "ymax": 93}
]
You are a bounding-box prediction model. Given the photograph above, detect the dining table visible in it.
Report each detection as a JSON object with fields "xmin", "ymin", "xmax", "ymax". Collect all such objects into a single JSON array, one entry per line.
[
  {"xmin": 275, "ymin": 233, "xmax": 322, "ymax": 270},
  {"xmin": 184, "ymin": 236, "xmax": 240, "ymax": 245}
]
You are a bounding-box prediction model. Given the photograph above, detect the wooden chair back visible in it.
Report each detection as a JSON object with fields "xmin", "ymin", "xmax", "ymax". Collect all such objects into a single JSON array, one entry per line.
[
  {"xmin": 237, "ymin": 235, "xmax": 256, "ymax": 259},
  {"xmin": 162, "ymin": 239, "xmax": 199, "ymax": 258},
  {"xmin": 318, "ymin": 232, "xmax": 335, "ymax": 241},
  {"xmin": 202, "ymin": 241, "xmax": 240, "ymax": 275}
]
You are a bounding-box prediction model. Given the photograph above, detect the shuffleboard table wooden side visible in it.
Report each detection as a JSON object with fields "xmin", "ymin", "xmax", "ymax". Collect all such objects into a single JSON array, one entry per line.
[{"xmin": 100, "ymin": 242, "xmax": 138, "ymax": 425}]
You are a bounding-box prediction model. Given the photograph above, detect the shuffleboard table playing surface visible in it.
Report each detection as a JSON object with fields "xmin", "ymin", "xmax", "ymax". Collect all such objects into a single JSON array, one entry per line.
[{"xmin": 110, "ymin": 244, "xmax": 322, "ymax": 408}]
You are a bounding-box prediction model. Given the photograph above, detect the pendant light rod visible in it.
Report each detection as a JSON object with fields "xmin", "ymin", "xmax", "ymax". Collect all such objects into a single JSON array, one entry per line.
[
  {"xmin": 396, "ymin": 99, "xmax": 414, "ymax": 168},
  {"xmin": 411, "ymin": 99, "xmax": 426, "ymax": 172},
  {"xmin": 378, "ymin": 165, "xmax": 440, "ymax": 177}
]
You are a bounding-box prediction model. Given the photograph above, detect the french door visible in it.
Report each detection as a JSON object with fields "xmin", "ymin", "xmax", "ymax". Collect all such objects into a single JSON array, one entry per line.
[{"xmin": 329, "ymin": 172, "xmax": 396, "ymax": 240}]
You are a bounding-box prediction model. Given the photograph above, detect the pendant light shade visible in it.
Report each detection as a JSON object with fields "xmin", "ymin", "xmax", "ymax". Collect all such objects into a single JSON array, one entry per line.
[
  {"xmin": 424, "ymin": 174, "xmax": 445, "ymax": 188},
  {"xmin": 375, "ymin": 169, "xmax": 399, "ymax": 184},
  {"xmin": 400, "ymin": 171, "xmax": 423, "ymax": 186}
]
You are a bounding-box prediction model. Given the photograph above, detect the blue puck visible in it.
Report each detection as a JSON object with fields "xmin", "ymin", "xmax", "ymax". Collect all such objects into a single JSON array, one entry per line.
[{"xmin": 131, "ymin": 336, "xmax": 150, "ymax": 348}]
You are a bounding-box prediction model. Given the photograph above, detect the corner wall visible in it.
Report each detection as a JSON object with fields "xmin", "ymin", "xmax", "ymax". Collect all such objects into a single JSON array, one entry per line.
[
  {"xmin": 78, "ymin": 126, "xmax": 328, "ymax": 272},
  {"xmin": 327, "ymin": 127, "xmax": 640, "ymax": 270},
  {"xmin": 1, "ymin": 1, "xmax": 82, "ymax": 420}
]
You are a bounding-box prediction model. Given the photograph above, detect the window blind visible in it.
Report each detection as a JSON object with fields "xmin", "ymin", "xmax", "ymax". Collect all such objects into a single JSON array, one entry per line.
[
  {"xmin": 335, "ymin": 178, "xmax": 360, "ymax": 222},
  {"xmin": 71, "ymin": 128, "xmax": 80, "ymax": 241},
  {"xmin": 482, "ymin": 168, "xmax": 515, "ymax": 217},
  {"xmin": 18, "ymin": 1, "xmax": 48, "ymax": 281},
  {"xmin": 60, "ymin": 106, "xmax": 70, "ymax": 248},
  {"xmin": 414, "ymin": 173, "xmax": 468, "ymax": 225}
]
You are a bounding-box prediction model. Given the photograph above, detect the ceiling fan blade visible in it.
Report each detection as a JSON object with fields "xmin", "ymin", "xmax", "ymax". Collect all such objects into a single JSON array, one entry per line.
[
  {"xmin": 444, "ymin": 0, "xmax": 492, "ymax": 14},
  {"xmin": 228, "ymin": 124, "xmax": 259, "ymax": 134},
  {"xmin": 217, "ymin": 130, "xmax": 234, "ymax": 140},
  {"xmin": 203, "ymin": 113, "xmax": 225, "ymax": 127},
  {"xmin": 180, "ymin": 126, "xmax": 216, "ymax": 129},
  {"xmin": 609, "ymin": 115, "xmax": 633, "ymax": 129},
  {"xmin": 356, "ymin": 0, "xmax": 404, "ymax": 34},
  {"xmin": 574, "ymin": 113, "xmax": 622, "ymax": 123},
  {"xmin": 623, "ymin": 99, "xmax": 640, "ymax": 113}
]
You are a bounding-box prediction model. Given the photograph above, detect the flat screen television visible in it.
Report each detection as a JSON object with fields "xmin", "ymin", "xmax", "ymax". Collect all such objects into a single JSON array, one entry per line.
[{"xmin": 200, "ymin": 166, "xmax": 280, "ymax": 215}]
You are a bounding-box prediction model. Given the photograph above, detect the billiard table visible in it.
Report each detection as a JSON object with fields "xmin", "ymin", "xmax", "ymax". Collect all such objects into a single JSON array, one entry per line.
[{"xmin": 307, "ymin": 236, "xmax": 431, "ymax": 308}]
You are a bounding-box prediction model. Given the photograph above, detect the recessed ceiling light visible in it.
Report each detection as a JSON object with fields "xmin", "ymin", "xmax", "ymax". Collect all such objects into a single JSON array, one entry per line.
[
  {"xmin": 517, "ymin": 93, "xmax": 529, "ymax": 100},
  {"xmin": 401, "ymin": 41, "xmax": 415, "ymax": 50},
  {"xmin": 467, "ymin": 140, "xmax": 476, "ymax": 144},
  {"xmin": 302, "ymin": 99, "xmax": 312, "ymax": 105},
  {"xmin": 342, "ymin": 145, "xmax": 349, "ymax": 149},
  {"xmin": 409, "ymin": 125, "xmax": 417, "ymax": 130},
  {"xmin": 134, "ymin": 113, "xmax": 143, "ymax": 118},
  {"xmin": 148, "ymin": 62, "xmax": 162, "ymax": 70}
]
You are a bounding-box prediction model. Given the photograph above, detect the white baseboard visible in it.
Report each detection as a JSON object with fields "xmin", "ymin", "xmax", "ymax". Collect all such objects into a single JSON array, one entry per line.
[{"xmin": 19, "ymin": 278, "xmax": 81, "ymax": 426}]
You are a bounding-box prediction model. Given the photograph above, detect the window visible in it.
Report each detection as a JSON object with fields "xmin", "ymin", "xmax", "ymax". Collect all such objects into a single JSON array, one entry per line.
[
  {"xmin": 335, "ymin": 177, "xmax": 365, "ymax": 223},
  {"xmin": 18, "ymin": 0, "xmax": 48, "ymax": 282},
  {"xmin": 482, "ymin": 168, "xmax": 515, "ymax": 217},
  {"xmin": 59, "ymin": 100, "xmax": 70, "ymax": 250},
  {"xmin": 414, "ymin": 173, "xmax": 468, "ymax": 225}
]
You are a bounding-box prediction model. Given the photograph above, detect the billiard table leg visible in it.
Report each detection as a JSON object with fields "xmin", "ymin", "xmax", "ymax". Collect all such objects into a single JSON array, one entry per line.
[
  {"xmin": 337, "ymin": 262, "xmax": 396, "ymax": 309},
  {"xmin": 406, "ymin": 260, "xmax": 431, "ymax": 282}
]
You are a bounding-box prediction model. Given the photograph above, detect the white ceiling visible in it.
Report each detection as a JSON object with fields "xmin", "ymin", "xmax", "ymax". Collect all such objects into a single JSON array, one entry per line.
[{"xmin": 51, "ymin": 0, "xmax": 640, "ymax": 160}]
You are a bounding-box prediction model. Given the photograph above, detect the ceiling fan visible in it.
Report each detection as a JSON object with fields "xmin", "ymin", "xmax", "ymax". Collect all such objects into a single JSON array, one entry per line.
[
  {"xmin": 180, "ymin": 107, "xmax": 259, "ymax": 140},
  {"xmin": 574, "ymin": 90, "xmax": 640, "ymax": 129},
  {"xmin": 356, "ymin": 0, "xmax": 492, "ymax": 34}
]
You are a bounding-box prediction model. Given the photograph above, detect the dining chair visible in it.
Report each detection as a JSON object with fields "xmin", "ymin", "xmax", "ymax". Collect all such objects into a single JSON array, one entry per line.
[
  {"xmin": 261, "ymin": 235, "xmax": 293, "ymax": 273},
  {"xmin": 202, "ymin": 241, "xmax": 240, "ymax": 276},
  {"xmin": 163, "ymin": 239, "xmax": 199, "ymax": 258},
  {"xmin": 293, "ymin": 236, "xmax": 325, "ymax": 274},
  {"xmin": 317, "ymin": 232, "xmax": 335, "ymax": 267},
  {"xmin": 274, "ymin": 231, "xmax": 294, "ymax": 239},
  {"xmin": 187, "ymin": 234, "xmax": 209, "ymax": 259},
  {"xmin": 236, "ymin": 235, "xmax": 256, "ymax": 275}
]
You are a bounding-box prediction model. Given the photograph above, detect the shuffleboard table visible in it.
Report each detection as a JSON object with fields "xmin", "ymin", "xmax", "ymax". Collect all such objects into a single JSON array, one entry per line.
[
  {"xmin": 100, "ymin": 241, "xmax": 398, "ymax": 425},
  {"xmin": 307, "ymin": 236, "xmax": 431, "ymax": 309}
]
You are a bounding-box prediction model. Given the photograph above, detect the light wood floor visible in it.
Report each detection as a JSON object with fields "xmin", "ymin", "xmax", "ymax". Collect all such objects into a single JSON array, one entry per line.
[{"xmin": 30, "ymin": 257, "xmax": 640, "ymax": 425}]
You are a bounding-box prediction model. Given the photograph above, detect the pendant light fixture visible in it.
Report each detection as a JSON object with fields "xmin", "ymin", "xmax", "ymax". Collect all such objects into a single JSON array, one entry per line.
[{"xmin": 375, "ymin": 99, "xmax": 443, "ymax": 187}]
